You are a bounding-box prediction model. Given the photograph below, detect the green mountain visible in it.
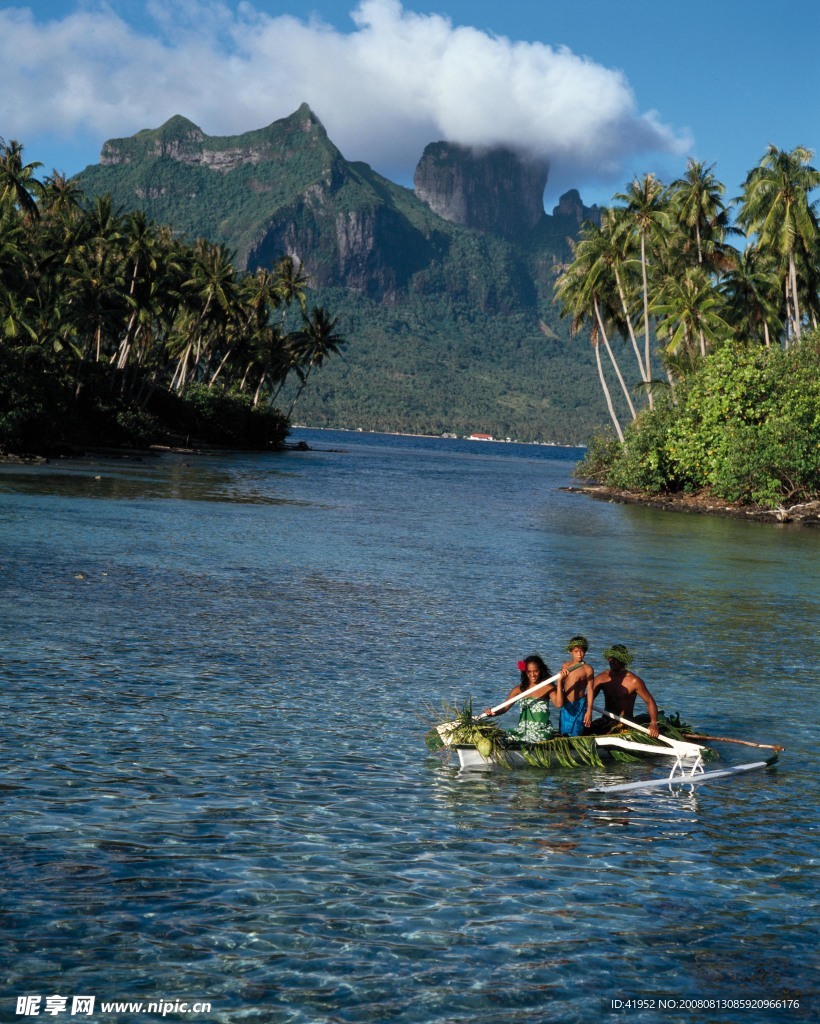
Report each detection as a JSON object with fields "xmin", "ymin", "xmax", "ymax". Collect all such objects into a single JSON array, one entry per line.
[{"xmin": 76, "ymin": 104, "xmax": 622, "ymax": 443}]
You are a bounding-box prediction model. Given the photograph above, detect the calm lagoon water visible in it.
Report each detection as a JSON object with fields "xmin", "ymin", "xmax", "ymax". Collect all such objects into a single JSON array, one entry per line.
[{"xmin": 0, "ymin": 428, "xmax": 817, "ymax": 1024}]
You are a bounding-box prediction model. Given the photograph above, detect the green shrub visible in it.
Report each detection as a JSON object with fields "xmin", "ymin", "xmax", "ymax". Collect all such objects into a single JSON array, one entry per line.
[
  {"xmin": 575, "ymin": 432, "xmax": 620, "ymax": 480},
  {"xmin": 176, "ymin": 384, "xmax": 288, "ymax": 448},
  {"xmin": 580, "ymin": 332, "xmax": 820, "ymax": 507},
  {"xmin": 114, "ymin": 407, "xmax": 159, "ymax": 447},
  {"xmin": 0, "ymin": 345, "xmax": 78, "ymax": 452},
  {"xmin": 606, "ymin": 396, "xmax": 685, "ymax": 494}
]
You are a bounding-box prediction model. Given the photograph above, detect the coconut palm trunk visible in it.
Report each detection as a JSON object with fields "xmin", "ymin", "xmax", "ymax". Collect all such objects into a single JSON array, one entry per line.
[
  {"xmin": 789, "ymin": 254, "xmax": 802, "ymax": 342},
  {"xmin": 639, "ymin": 233, "xmax": 654, "ymax": 406},
  {"xmin": 594, "ymin": 295, "xmax": 636, "ymax": 419},
  {"xmin": 613, "ymin": 264, "xmax": 648, "ymax": 384},
  {"xmin": 593, "ymin": 333, "xmax": 624, "ymax": 442}
]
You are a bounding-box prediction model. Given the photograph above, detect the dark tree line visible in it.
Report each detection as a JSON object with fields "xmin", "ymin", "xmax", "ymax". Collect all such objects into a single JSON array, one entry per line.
[{"xmin": 0, "ymin": 139, "xmax": 345, "ymax": 453}]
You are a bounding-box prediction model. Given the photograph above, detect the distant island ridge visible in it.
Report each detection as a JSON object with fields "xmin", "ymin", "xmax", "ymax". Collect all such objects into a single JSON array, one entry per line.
[{"xmin": 74, "ymin": 104, "xmax": 614, "ymax": 445}]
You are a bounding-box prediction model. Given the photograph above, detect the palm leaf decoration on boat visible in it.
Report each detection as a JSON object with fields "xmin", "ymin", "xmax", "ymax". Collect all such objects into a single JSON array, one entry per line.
[
  {"xmin": 606, "ymin": 742, "xmax": 650, "ymax": 763},
  {"xmin": 427, "ymin": 701, "xmax": 605, "ymax": 768},
  {"xmin": 425, "ymin": 699, "xmax": 512, "ymax": 764},
  {"xmin": 516, "ymin": 736, "xmax": 604, "ymax": 769}
]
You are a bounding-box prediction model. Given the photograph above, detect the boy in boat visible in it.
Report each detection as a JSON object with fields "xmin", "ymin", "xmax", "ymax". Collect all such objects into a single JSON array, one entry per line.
[
  {"xmin": 558, "ymin": 635, "xmax": 595, "ymax": 736},
  {"xmin": 587, "ymin": 644, "xmax": 660, "ymax": 738}
]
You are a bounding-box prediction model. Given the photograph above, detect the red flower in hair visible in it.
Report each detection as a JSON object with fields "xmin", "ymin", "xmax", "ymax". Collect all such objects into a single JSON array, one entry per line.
[{"xmin": 517, "ymin": 660, "xmax": 527, "ymax": 672}]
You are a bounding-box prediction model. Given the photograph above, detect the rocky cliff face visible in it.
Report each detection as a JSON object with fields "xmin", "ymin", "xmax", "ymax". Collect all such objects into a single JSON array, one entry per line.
[
  {"xmin": 88, "ymin": 106, "xmax": 427, "ymax": 296},
  {"xmin": 246, "ymin": 186, "xmax": 436, "ymax": 302},
  {"xmin": 551, "ymin": 188, "xmax": 601, "ymax": 228},
  {"xmin": 80, "ymin": 105, "xmax": 590, "ymax": 304},
  {"xmin": 413, "ymin": 142, "xmax": 550, "ymax": 241}
]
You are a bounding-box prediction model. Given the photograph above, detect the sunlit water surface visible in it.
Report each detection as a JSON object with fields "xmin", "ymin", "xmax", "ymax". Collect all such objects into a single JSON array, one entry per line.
[{"xmin": 1, "ymin": 429, "xmax": 817, "ymax": 1024}]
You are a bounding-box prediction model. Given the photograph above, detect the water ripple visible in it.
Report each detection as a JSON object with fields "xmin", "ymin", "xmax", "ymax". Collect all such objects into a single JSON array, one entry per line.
[{"xmin": 0, "ymin": 433, "xmax": 817, "ymax": 1022}]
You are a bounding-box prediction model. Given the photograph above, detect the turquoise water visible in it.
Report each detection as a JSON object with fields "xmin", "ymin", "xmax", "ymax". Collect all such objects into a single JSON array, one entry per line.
[{"xmin": 0, "ymin": 429, "xmax": 817, "ymax": 1024}]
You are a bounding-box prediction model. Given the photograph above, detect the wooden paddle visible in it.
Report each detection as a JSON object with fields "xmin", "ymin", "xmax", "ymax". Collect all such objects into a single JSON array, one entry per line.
[
  {"xmin": 591, "ymin": 705, "xmax": 704, "ymax": 758},
  {"xmin": 682, "ymin": 732, "xmax": 785, "ymax": 752},
  {"xmin": 592, "ymin": 708, "xmax": 781, "ymax": 757},
  {"xmin": 436, "ymin": 671, "xmax": 561, "ymax": 743}
]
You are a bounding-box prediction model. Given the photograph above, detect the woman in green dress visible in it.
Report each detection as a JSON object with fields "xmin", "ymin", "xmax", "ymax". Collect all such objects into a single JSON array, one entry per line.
[{"xmin": 484, "ymin": 655, "xmax": 563, "ymax": 742}]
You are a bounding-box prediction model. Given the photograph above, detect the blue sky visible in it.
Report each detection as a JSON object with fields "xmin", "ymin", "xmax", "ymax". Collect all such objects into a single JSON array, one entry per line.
[{"xmin": 2, "ymin": 0, "xmax": 817, "ymax": 209}]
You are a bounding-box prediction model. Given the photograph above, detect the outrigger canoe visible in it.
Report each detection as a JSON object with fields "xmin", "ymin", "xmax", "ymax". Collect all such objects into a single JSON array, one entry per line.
[{"xmin": 432, "ymin": 698, "xmax": 782, "ymax": 792}]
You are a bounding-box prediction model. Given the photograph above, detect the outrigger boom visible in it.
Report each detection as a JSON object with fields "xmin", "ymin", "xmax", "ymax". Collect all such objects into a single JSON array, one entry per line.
[{"xmin": 589, "ymin": 754, "xmax": 779, "ymax": 793}]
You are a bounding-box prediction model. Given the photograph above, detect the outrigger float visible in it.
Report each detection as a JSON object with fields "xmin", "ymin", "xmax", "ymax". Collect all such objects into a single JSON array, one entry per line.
[{"xmin": 430, "ymin": 679, "xmax": 783, "ymax": 793}]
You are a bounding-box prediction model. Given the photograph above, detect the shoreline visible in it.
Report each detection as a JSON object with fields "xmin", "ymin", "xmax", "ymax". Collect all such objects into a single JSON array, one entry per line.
[
  {"xmin": 0, "ymin": 433, "xmax": 307, "ymax": 465},
  {"xmin": 565, "ymin": 484, "xmax": 820, "ymax": 527},
  {"xmin": 3, "ymin": 446, "xmax": 817, "ymax": 528},
  {"xmin": 292, "ymin": 424, "xmax": 585, "ymax": 448}
]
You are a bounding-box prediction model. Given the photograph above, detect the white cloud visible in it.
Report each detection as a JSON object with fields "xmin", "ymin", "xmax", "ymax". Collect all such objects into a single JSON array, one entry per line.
[{"xmin": 1, "ymin": 0, "xmax": 690, "ymax": 195}]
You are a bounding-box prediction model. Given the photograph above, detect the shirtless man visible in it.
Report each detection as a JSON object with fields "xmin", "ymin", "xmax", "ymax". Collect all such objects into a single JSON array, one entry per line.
[
  {"xmin": 558, "ymin": 635, "xmax": 595, "ymax": 736},
  {"xmin": 588, "ymin": 644, "xmax": 659, "ymax": 738}
]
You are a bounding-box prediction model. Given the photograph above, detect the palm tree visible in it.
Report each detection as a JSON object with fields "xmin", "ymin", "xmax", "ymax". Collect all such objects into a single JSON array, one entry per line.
[
  {"xmin": 555, "ymin": 251, "xmax": 626, "ymax": 440},
  {"xmin": 556, "ymin": 228, "xmax": 638, "ymax": 421},
  {"xmin": 652, "ymin": 266, "xmax": 731, "ymax": 359},
  {"xmin": 285, "ymin": 306, "xmax": 345, "ymax": 418},
  {"xmin": 173, "ymin": 240, "xmax": 239, "ymax": 390},
  {"xmin": 0, "ymin": 139, "xmax": 44, "ymax": 219},
  {"xmin": 0, "ymin": 198, "xmax": 37, "ymax": 344},
  {"xmin": 591, "ymin": 209, "xmax": 649, "ymax": 393},
  {"xmin": 614, "ymin": 174, "xmax": 670, "ymax": 403},
  {"xmin": 0, "ymin": 203, "xmax": 29, "ymax": 293},
  {"xmin": 721, "ymin": 245, "xmax": 783, "ymax": 346},
  {"xmin": 145, "ymin": 227, "xmax": 187, "ymax": 377},
  {"xmin": 793, "ymin": 231, "xmax": 820, "ymax": 332},
  {"xmin": 109, "ymin": 211, "xmax": 160, "ymax": 373},
  {"xmin": 274, "ymin": 254, "xmax": 308, "ymax": 333},
  {"xmin": 41, "ymin": 172, "xmax": 84, "ymax": 224},
  {"xmin": 62, "ymin": 196, "xmax": 128, "ymax": 365},
  {"xmin": 667, "ymin": 160, "xmax": 733, "ymax": 270},
  {"xmin": 246, "ymin": 324, "xmax": 291, "ymax": 406},
  {"xmin": 735, "ymin": 145, "xmax": 820, "ymax": 343}
]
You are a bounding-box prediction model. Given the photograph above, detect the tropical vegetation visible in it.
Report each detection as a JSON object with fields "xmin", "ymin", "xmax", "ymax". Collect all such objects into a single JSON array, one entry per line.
[
  {"xmin": 559, "ymin": 146, "xmax": 820, "ymax": 507},
  {"xmin": 0, "ymin": 138, "xmax": 345, "ymax": 455}
]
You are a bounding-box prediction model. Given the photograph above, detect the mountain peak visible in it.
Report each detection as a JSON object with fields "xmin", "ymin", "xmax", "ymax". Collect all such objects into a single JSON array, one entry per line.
[
  {"xmin": 100, "ymin": 115, "xmax": 205, "ymax": 165},
  {"xmin": 98, "ymin": 104, "xmax": 340, "ymax": 173},
  {"xmin": 413, "ymin": 142, "xmax": 549, "ymax": 241},
  {"xmin": 155, "ymin": 115, "xmax": 205, "ymax": 139},
  {"xmin": 292, "ymin": 102, "xmax": 322, "ymax": 124},
  {"xmin": 552, "ymin": 188, "xmax": 601, "ymax": 227}
]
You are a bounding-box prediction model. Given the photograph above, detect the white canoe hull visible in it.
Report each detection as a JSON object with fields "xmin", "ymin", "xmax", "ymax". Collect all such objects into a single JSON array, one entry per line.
[
  {"xmin": 455, "ymin": 745, "xmax": 528, "ymax": 769},
  {"xmin": 455, "ymin": 734, "xmax": 706, "ymax": 771}
]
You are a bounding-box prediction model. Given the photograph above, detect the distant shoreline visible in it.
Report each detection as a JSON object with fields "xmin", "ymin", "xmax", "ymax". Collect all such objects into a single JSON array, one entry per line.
[{"xmin": 292, "ymin": 424, "xmax": 585, "ymax": 449}]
